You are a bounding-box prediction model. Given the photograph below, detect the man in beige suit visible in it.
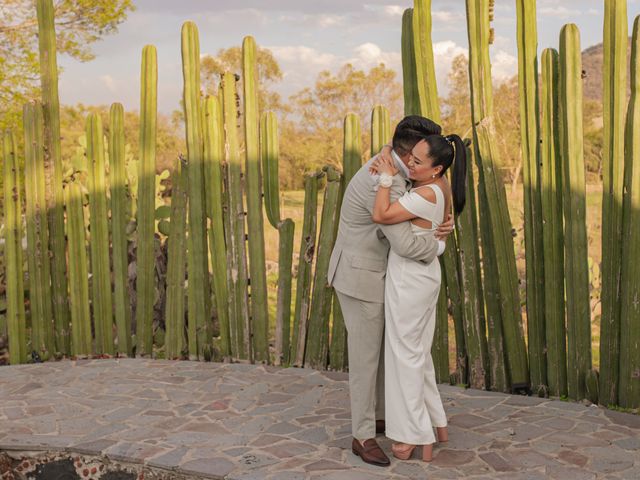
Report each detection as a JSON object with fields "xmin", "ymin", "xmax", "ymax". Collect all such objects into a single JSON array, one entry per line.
[{"xmin": 328, "ymin": 116, "xmax": 454, "ymax": 466}]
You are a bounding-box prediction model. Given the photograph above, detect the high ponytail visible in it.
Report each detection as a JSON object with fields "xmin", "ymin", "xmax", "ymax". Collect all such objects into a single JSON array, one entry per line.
[{"xmin": 445, "ymin": 134, "xmax": 467, "ymax": 214}]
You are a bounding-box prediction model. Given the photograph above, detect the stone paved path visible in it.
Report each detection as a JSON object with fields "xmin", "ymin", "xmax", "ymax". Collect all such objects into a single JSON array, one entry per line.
[{"xmin": 1, "ymin": 359, "xmax": 639, "ymax": 479}]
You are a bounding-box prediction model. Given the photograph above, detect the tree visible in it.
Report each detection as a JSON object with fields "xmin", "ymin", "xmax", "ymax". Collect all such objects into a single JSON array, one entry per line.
[{"xmin": 0, "ymin": 0, "xmax": 134, "ymax": 131}]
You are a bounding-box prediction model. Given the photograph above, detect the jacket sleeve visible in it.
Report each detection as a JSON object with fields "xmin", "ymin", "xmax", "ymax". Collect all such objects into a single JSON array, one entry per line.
[{"xmin": 365, "ymin": 174, "xmax": 440, "ymax": 263}]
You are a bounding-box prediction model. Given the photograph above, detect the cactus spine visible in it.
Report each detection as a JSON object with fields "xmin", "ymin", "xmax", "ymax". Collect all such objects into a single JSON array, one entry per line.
[
  {"xmin": 204, "ymin": 96, "xmax": 230, "ymax": 358},
  {"xmin": 466, "ymin": 0, "xmax": 529, "ymax": 390},
  {"xmin": 165, "ymin": 156, "xmax": 188, "ymax": 359},
  {"xmin": 222, "ymin": 71, "xmax": 251, "ymax": 360},
  {"xmin": 291, "ymin": 172, "xmax": 321, "ymax": 366},
  {"xmin": 23, "ymin": 103, "xmax": 54, "ymax": 360},
  {"xmin": 371, "ymin": 106, "xmax": 390, "ymax": 157},
  {"xmin": 109, "ymin": 103, "xmax": 132, "ymax": 356},
  {"xmin": 516, "ymin": 0, "xmax": 546, "ymax": 393},
  {"xmin": 619, "ymin": 16, "xmax": 640, "ymax": 409},
  {"xmin": 261, "ymin": 111, "xmax": 295, "ymax": 365},
  {"xmin": 136, "ymin": 45, "xmax": 157, "ymax": 357},
  {"xmin": 243, "ymin": 36, "xmax": 270, "ymax": 363},
  {"xmin": 85, "ymin": 113, "xmax": 114, "ymax": 355},
  {"xmin": 65, "ymin": 181, "xmax": 92, "ymax": 356},
  {"xmin": 599, "ymin": 0, "xmax": 628, "ymax": 406},
  {"xmin": 540, "ymin": 48, "xmax": 567, "ymax": 398},
  {"xmin": 559, "ymin": 24, "xmax": 591, "ymax": 400},
  {"xmin": 36, "ymin": 0, "xmax": 70, "ymax": 355},
  {"xmin": 3, "ymin": 132, "xmax": 27, "ymax": 364},
  {"xmin": 181, "ymin": 22, "xmax": 212, "ymax": 360}
]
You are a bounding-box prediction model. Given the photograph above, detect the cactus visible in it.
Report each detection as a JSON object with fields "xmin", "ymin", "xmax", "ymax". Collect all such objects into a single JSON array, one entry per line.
[
  {"xmin": 342, "ymin": 114, "xmax": 361, "ymax": 184},
  {"xmin": 599, "ymin": 0, "xmax": 628, "ymax": 407},
  {"xmin": 23, "ymin": 103, "xmax": 54, "ymax": 360},
  {"xmin": 109, "ymin": 103, "xmax": 132, "ymax": 356},
  {"xmin": 559, "ymin": 24, "xmax": 591, "ymax": 401},
  {"xmin": 181, "ymin": 22, "xmax": 212, "ymax": 360},
  {"xmin": 261, "ymin": 111, "xmax": 295, "ymax": 365},
  {"xmin": 306, "ymin": 166, "xmax": 342, "ymax": 369},
  {"xmin": 291, "ymin": 171, "xmax": 322, "ymax": 366},
  {"xmin": 412, "ymin": 0, "xmax": 440, "ymax": 122},
  {"xmin": 329, "ymin": 294, "xmax": 348, "ymax": 371},
  {"xmin": 85, "ymin": 113, "xmax": 114, "ymax": 355},
  {"xmin": 370, "ymin": 106, "xmax": 390, "ymax": 157},
  {"xmin": 243, "ymin": 36, "xmax": 270, "ymax": 363},
  {"xmin": 3, "ymin": 132, "xmax": 27, "ymax": 364},
  {"xmin": 203, "ymin": 96, "xmax": 230, "ymax": 358},
  {"xmin": 619, "ymin": 16, "xmax": 640, "ymax": 409},
  {"xmin": 64, "ymin": 180, "xmax": 92, "ymax": 357},
  {"xmin": 36, "ymin": 0, "xmax": 71, "ymax": 355},
  {"xmin": 221, "ymin": 71, "xmax": 251, "ymax": 360},
  {"xmin": 401, "ymin": 8, "xmax": 419, "ymax": 115},
  {"xmin": 466, "ymin": 0, "xmax": 529, "ymax": 391},
  {"xmin": 136, "ymin": 45, "xmax": 157, "ymax": 357},
  {"xmin": 540, "ymin": 48, "xmax": 567, "ymax": 398},
  {"xmin": 433, "ymin": 289, "xmax": 450, "ymax": 383},
  {"xmin": 165, "ymin": 155, "xmax": 188, "ymax": 360},
  {"xmin": 516, "ymin": 0, "xmax": 546, "ymax": 392}
]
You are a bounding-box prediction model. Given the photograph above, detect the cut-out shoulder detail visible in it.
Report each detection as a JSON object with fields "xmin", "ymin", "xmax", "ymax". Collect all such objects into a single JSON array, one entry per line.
[
  {"xmin": 410, "ymin": 184, "xmax": 441, "ymax": 206},
  {"xmin": 398, "ymin": 184, "xmax": 445, "ymax": 230}
]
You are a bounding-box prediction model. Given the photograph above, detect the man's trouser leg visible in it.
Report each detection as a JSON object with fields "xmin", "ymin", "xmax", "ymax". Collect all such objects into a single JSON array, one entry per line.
[{"xmin": 335, "ymin": 290, "xmax": 385, "ymax": 441}]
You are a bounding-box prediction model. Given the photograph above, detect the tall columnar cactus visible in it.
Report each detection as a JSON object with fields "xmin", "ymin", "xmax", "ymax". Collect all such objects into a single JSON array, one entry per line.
[
  {"xmin": 165, "ymin": 155, "xmax": 188, "ymax": 360},
  {"xmin": 85, "ymin": 113, "xmax": 114, "ymax": 355},
  {"xmin": 291, "ymin": 171, "xmax": 322, "ymax": 366},
  {"xmin": 181, "ymin": 22, "xmax": 212, "ymax": 361},
  {"xmin": 401, "ymin": 8, "xmax": 419, "ymax": 115},
  {"xmin": 329, "ymin": 294, "xmax": 348, "ymax": 371},
  {"xmin": 619, "ymin": 16, "xmax": 640, "ymax": 409},
  {"xmin": 559, "ymin": 24, "xmax": 591, "ymax": 401},
  {"xmin": 466, "ymin": 0, "xmax": 529, "ymax": 391},
  {"xmin": 371, "ymin": 106, "xmax": 390, "ymax": 156},
  {"xmin": 599, "ymin": 0, "xmax": 628, "ymax": 407},
  {"xmin": 36, "ymin": 0, "xmax": 71, "ymax": 355},
  {"xmin": 243, "ymin": 36, "xmax": 270, "ymax": 363},
  {"xmin": 342, "ymin": 114, "xmax": 361, "ymax": 184},
  {"xmin": 222, "ymin": 71, "xmax": 251, "ymax": 360},
  {"xmin": 23, "ymin": 103, "xmax": 54, "ymax": 360},
  {"xmin": 64, "ymin": 180, "xmax": 92, "ymax": 357},
  {"xmin": 109, "ymin": 103, "xmax": 132, "ymax": 356},
  {"xmin": 306, "ymin": 166, "xmax": 342, "ymax": 369},
  {"xmin": 136, "ymin": 44, "xmax": 157, "ymax": 357},
  {"xmin": 412, "ymin": 0, "xmax": 440, "ymax": 121},
  {"xmin": 433, "ymin": 289, "xmax": 450, "ymax": 383},
  {"xmin": 3, "ymin": 132, "xmax": 27, "ymax": 364},
  {"xmin": 261, "ymin": 111, "xmax": 295, "ymax": 365},
  {"xmin": 203, "ymin": 96, "xmax": 230, "ymax": 358},
  {"xmin": 540, "ymin": 48, "xmax": 567, "ymax": 398},
  {"xmin": 516, "ymin": 0, "xmax": 546, "ymax": 393}
]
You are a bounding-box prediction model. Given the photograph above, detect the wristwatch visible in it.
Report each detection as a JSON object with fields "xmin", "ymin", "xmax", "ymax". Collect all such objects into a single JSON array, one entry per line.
[{"xmin": 379, "ymin": 172, "xmax": 393, "ymax": 188}]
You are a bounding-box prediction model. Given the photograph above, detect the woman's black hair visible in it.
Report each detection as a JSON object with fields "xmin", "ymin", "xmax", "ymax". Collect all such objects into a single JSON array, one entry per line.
[{"xmin": 424, "ymin": 133, "xmax": 467, "ymax": 214}]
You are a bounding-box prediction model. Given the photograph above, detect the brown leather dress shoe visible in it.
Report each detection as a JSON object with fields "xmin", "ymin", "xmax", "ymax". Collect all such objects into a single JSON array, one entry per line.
[
  {"xmin": 375, "ymin": 419, "xmax": 386, "ymax": 434},
  {"xmin": 351, "ymin": 438, "xmax": 391, "ymax": 467}
]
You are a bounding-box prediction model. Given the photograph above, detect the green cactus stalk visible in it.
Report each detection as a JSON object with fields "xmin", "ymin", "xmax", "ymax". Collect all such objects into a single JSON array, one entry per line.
[
  {"xmin": 3, "ymin": 132, "xmax": 27, "ymax": 364},
  {"xmin": 36, "ymin": 0, "xmax": 71, "ymax": 355},
  {"xmin": 165, "ymin": 155, "xmax": 188, "ymax": 360},
  {"xmin": 516, "ymin": 0, "xmax": 546, "ymax": 393},
  {"xmin": 222, "ymin": 71, "xmax": 251, "ymax": 360},
  {"xmin": 109, "ymin": 103, "xmax": 132, "ymax": 356},
  {"xmin": 342, "ymin": 114, "xmax": 361, "ymax": 184},
  {"xmin": 306, "ymin": 166, "xmax": 342, "ymax": 369},
  {"xmin": 261, "ymin": 111, "xmax": 295, "ymax": 365},
  {"xmin": 85, "ymin": 113, "xmax": 114, "ymax": 355},
  {"xmin": 559, "ymin": 23, "xmax": 591, "ymax": 401},
  {"xmin": 412, "ymin": 0, "xmax": 440, "ymax": 121},
  {"xmin": 618, "ymin": 16, "xmax": 640, "ymax": 409},
  {"xmin": 291, "ymin": 171, "xmax": 322, "ymax": 366},
  {"xmin": 371, "ymin": 106, "xmax": 391, "ymax": 156},
  {"xmin": 64, "ymin": 180, "xmax": 92, "ymax": 357},
  {"xmin": 599, "ymin": 0, "xmax": 628, "ymax": 407},
  {"xmin": 540, "ymin": 48, "xmax": 567, "ymax": 398},
  {"xmin": 466, "ymin": 0, "xmax": 529, "ymax": 391},
  {"xmin": 136, "ymin": 44, "xmax": 157, "ymax": 358},
  {"xmin": 433, "ymin": 289, "xmax": 450, "ymax": 383},
  {"xmin": 23, "ymin": 103, "xmax": 54, "ymax": 361},
  {"xmin": 329, "ymin": 293, "xmax": 348, "ymax": 371},
  {"xmin": 203, "ymin": 96, "xmax": 230, "ymax": 358},
  {"xmin": 243, "ymin": 36, "xmax": 270, "ymax": 363},
  {"xmin": 401, "ymin": 8, "xmax": 419, "ymax": 115}
]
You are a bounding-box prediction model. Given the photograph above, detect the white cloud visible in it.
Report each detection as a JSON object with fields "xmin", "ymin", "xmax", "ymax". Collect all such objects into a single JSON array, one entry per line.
[
  {"xmin": 100, "ymin": 74, "xmax": 117, "ymax": 93},
  {"xmin": 383, "ymin": 5, "xmax": 405, "ymax": 17},
  {"xmin": 349, "ymin": 42, "xmax": 402, "ymax": 72},
  {"xmin": 491, "ymin": 50, "xmax": 518, "ymax": 81},
  {"xmin": 432, "ymin": 11, "xmax": 465, "ymax": 24},
  {"xmin": 539, "ymin": 6, "xmax": 581, "ymax": 19},
  {"xmin": 587, "ymin": 8, "xmax": 599, "ymax": 15}
]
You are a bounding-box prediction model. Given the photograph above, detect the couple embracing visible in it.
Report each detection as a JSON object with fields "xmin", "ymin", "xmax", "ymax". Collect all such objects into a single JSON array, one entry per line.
[{"xmin": 328, "ymin": 115, "xmax": 467, "ymax": 466}]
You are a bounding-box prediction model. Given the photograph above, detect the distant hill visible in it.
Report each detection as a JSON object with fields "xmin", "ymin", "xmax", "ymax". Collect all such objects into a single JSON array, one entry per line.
[{"xmin": 581, "ymin": 38, "xmax": 632, "ymax": 101}]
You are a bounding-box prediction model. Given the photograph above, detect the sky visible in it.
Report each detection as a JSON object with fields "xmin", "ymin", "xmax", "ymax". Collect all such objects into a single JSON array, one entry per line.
[{"xmin": 57, "ymin": 0, "xmax": 640, "ymax": 116}]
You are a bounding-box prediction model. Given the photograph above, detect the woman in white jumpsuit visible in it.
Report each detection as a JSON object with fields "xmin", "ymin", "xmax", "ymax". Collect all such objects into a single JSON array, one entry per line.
[{"xmin": 371, "ymin": 133, "xmax": 467, "ymax": 462}]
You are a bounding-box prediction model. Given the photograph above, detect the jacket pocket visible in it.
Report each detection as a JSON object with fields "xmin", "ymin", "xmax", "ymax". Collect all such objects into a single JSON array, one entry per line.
[{"xmin": 351, "ymin": 255, "xmax": 386, "ymax": 272}]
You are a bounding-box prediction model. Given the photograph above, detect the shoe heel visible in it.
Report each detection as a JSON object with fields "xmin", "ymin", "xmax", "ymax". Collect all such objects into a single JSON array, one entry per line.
[
  {"xmin": 391, "ymin": 445, "xmax": 415, "ymax": 460},
  {"xmin": 422, "ymin": 444, "xmax": 434, "ymax": 462}
]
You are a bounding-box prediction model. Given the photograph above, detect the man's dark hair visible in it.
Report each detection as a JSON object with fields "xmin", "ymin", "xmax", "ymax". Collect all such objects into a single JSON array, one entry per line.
[{"xmin": 392, "ymin": 115, "xmax": 442, "ymax": 156}]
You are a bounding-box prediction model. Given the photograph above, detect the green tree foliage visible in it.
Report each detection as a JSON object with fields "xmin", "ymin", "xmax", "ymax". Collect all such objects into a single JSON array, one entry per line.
[{"xmin": 0, "ymin": 0, "xmax": 134, "ymax": 132}]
